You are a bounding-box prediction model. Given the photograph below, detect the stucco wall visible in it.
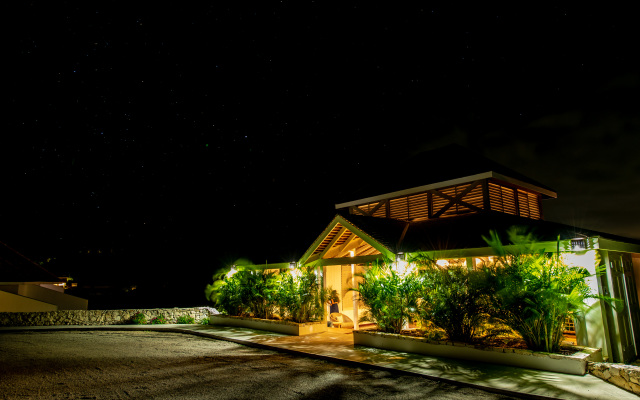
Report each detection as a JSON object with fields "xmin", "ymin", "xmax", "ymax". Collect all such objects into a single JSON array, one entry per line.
[{"xmin": 0, "ymin": 307, "xmax": 210, "ymax": 327}]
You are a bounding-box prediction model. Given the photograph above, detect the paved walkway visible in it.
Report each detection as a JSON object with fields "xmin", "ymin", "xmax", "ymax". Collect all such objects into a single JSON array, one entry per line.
[{"xmin": 2, "ymin": 324, "xmax": 635, "ymax": 400}]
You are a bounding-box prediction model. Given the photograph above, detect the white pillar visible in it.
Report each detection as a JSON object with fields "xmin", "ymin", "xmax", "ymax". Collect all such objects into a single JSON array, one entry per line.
[{"xmin": 351, "ymin": 262, "xmax": 359, "ymax": 330}]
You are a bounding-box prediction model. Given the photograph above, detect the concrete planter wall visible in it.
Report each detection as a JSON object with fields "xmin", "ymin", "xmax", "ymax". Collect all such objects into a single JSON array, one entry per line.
[
  {"xmin": 209, "ymin": 314, "xmax": 327, "ymax": 336},
  {"xmin": 353, "ymin": 330, "xmax": 602, "ymax": 375}
]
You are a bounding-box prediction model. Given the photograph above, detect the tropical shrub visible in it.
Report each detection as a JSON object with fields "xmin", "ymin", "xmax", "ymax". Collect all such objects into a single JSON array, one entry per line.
[
  {"xmin": 199, "ymin": 317, "xmax": 210, "ymax": 325},
  {"xmin": 354, "ymin": 260, "xmax": 421, "ymax": 334},
  {"xmin": 151, "ymin": 314, "xmax": 167, "ymax": 324},
  {"xmin": 176, "ymin": 315, "xmax": 196, "ymax": 324},
  {"xmin": 130, "ymin": 312, "xmax": 146, "ymax": 325},
  {"xmin": 235, "ymin": 270, "xmax": 280, "ymax": 319},
  {"xmin": 277, "ymin": 266, "xmax": 328, "ymax": 323},
  {"xmin": 206, "ymin": 266, "xmax": 327, "ymax": 323},
  {"xmin": 413, "ymin": 257, "xmax": 494, "ymax": 343},
  {"xmin": 206, "ymin": 272, "xmax": 245, "ymax": 316},
  {"xmin": 483, "ymin": 229, "xmax": 593, "ymax": 352}
]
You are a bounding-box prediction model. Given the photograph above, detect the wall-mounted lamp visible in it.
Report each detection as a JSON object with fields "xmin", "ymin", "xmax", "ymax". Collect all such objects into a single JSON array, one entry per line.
[{"xmin": 571, "ymin": 238, "xmax": 587, "ymax": 252}]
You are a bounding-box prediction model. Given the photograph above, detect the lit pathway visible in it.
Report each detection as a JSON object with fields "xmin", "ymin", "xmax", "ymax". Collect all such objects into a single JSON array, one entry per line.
[{"xmin": 2, "ymin": 324, "xmax": 634, "ymax": 400}]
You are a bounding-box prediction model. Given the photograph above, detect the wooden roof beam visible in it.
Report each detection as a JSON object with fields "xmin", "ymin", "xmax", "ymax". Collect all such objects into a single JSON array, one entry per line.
[{"xmin": 309, "ymin": 226, "xmax": 348, "ymax": 262}]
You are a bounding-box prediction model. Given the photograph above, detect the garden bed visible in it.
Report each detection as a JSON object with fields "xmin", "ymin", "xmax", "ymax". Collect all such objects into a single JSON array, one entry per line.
[
  {"xmin": 353, "ymin": 330, "xmax": 602, "ymax": 375},
  {"xmin": 209, "ymin": 314, "xmax": 328, "ymax": 336}
]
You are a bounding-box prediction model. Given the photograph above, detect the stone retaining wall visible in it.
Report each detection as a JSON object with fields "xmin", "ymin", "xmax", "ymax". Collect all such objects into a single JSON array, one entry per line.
[
  {"xmin": 0, "ymin": 307, "xmax": 211, "ymax": 327},
  {"xmin": 589, "ymin": 362, "xmax": 640, "ymax": 395}
]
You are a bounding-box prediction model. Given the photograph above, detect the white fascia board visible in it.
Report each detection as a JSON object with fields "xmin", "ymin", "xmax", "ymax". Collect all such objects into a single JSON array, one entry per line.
[{"xmin": 597, "ymin": 238, "xmax": 640, "ymax": 253}]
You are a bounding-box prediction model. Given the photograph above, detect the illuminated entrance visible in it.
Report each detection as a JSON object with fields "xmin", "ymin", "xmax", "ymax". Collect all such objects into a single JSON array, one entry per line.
[{"xmin": 299, "ymin": 216, "xmax": 394, "ymax": 329}]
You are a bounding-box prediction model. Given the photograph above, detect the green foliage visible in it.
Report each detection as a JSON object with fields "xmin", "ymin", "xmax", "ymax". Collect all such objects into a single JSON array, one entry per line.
[
  {"xmin": 237, "ymin": 270, "xmax": 280, "ymax": 319},
  {"xmin": 207, "ymin": 269, "xmax": 280, "ymax": 318},
  {"xmin": 199, "ymin": 317, "xmax": 210, "ymax": 325},
  {"xmin": 150, "ymin": 314, "xmax": 167, "ymax": 324},
  {"xmin": 277, "ymin": 267, "xmax": 328, "ymax": 323},
  {"xmin": 205, "ymin": 272, "xmax": 245, "ymax": 316},
  {"xmin": 354, "ymin": 259, "xmax": 421, "ymax": 334},
  {"xmin": 413, "ymin": 256, "xmax": 493, "ymax": 343},
  {"xmin": 483, "ymin": 228, "xmax": 594, "ymax": 352},
  {"xmin": 176, "ymin": 315, "xmax": 196, "ymax": 324},
  {"xmin": 130, "ymin": 312, "xmax": 146, "ymax": 325},
  {"xmin": 206, "ymin": 266, "xmax": 327, "ymax": 323}
]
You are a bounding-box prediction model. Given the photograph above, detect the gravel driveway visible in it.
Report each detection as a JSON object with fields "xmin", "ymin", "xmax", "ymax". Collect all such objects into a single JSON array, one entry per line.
[{"xmin": 0, "ymin": 331, "xmax": 522, "ymax": 399}]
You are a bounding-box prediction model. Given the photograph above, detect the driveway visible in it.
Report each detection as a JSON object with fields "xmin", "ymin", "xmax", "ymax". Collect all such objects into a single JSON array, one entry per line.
[{"xmin": 0, "ymin": 330, "xmax": 521, "ymax": 399}]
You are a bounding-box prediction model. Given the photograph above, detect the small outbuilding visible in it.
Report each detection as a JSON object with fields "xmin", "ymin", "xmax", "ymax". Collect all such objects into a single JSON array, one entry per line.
[{"xmin": 0, "ymin": 241, "xmax": 88, "ymax": 312}]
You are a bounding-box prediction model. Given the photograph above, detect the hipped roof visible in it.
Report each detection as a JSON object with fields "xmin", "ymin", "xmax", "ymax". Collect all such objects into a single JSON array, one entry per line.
[{"xmin": 335, "ymin": 144, "xmax": 557, "ymax": 208}]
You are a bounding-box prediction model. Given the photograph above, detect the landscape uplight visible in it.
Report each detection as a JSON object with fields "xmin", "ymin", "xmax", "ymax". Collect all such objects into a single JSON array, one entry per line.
[{"xmin": 226, "ymin": 266, "xmax": 237, "ymax": 278}]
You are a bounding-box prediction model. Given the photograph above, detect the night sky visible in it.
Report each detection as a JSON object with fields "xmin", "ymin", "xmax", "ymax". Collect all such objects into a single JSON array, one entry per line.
[{"xmin": 4, "ymin": 4, "xmax": 640, "ymax": 307}]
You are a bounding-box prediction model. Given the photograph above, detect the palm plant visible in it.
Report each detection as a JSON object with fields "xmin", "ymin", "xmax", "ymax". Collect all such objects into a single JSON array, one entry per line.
[
  {"xmin": 412, "ymin": 256, "xmax": 493, "ymax": 343},
  {"xmin": 277, "ymin": 266, "xmax": 328, "ymax": 323},
  {"xmin": 205, "ymin": 272, "xmax": 245, "ymax": 316},
  {"xmin": 237, "ymin": 270, "xmax": 280, "ymax": 319},
  {"xmin": 354, "ymin": 259, "xmax": 421, "ymax": 334},
  {"xmin": 483, "ymin": 228, "xmax": 593, "ymax": 352}
]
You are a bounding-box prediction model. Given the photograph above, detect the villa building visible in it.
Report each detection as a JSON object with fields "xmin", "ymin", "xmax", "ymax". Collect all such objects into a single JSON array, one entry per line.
[{"xmin": 249, "ymin": 146, "xmax": 640, "ymax": 363}]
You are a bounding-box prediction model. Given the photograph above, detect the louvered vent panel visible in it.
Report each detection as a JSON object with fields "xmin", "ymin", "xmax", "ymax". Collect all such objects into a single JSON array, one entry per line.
[
  {"xmin": 529, "ymin": 193, "xmax": 541, "ymax": 220},
  {"xmin": 408, "ymin": 193, "xmax": 429, "ymax": 220},
  {"xmin": 463, "ymin": 184, "xmax": 484, "ymax": 209},
  {"xmin": 372, "ymin": 202, "xmax": 387, "ymax": 218},
  {"xmin": 518, "ymin": 190, "xmax": 542, "ymax": 220},
  {"xmin": 489, "ymin": 183, "xmax": 504, "ymax": 213},
  {"xmin": 389, "ymin": 197, "xmax": 409, "ymax": 220},
  {"xmin": 439, "ymin": 186, "xmax": 461, "ymax": 217},
  {"xmin": 517, "ymin": 190, "xmax": 531, "ymax": 218},
  {"xmin": 431, "ymin": 190, "xmax": 449, "ymax": 216},
  {"xmin": 501, "ymin": 186, "xmax": 517, "ymax": 215}
]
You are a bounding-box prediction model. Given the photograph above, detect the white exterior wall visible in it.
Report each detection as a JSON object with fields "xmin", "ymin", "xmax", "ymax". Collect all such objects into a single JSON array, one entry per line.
[
  {"xmin": 0, "ymin": 290, "xmax": 58, "ymax": 312},
  {"xmin": 18, "ymin": 284, "xmax": 88, "ymax": 310}
]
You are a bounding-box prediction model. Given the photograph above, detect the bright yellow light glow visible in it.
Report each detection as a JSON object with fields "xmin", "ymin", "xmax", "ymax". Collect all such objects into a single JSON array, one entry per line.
[
  {"xmin": 563, "ymin": 250, "xmax": 599, "ymax": 306},
  {"xmin": 349, "ymin": 250, "xmax": 355, "ymax": 257},
  {"xmin": 391, "ymin": 259, "xmax": 416, "ymax": 277},
  {"xmin": 563, "ymin": 250, "xmax": 596, "ymax": 268},
  {"xmin": 226, "ymin": 267, "xmax": 237, "ymax": 278},
  {"xmin": 436, "ymin": 259, "xmax": 449, "ymax": 267}
]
